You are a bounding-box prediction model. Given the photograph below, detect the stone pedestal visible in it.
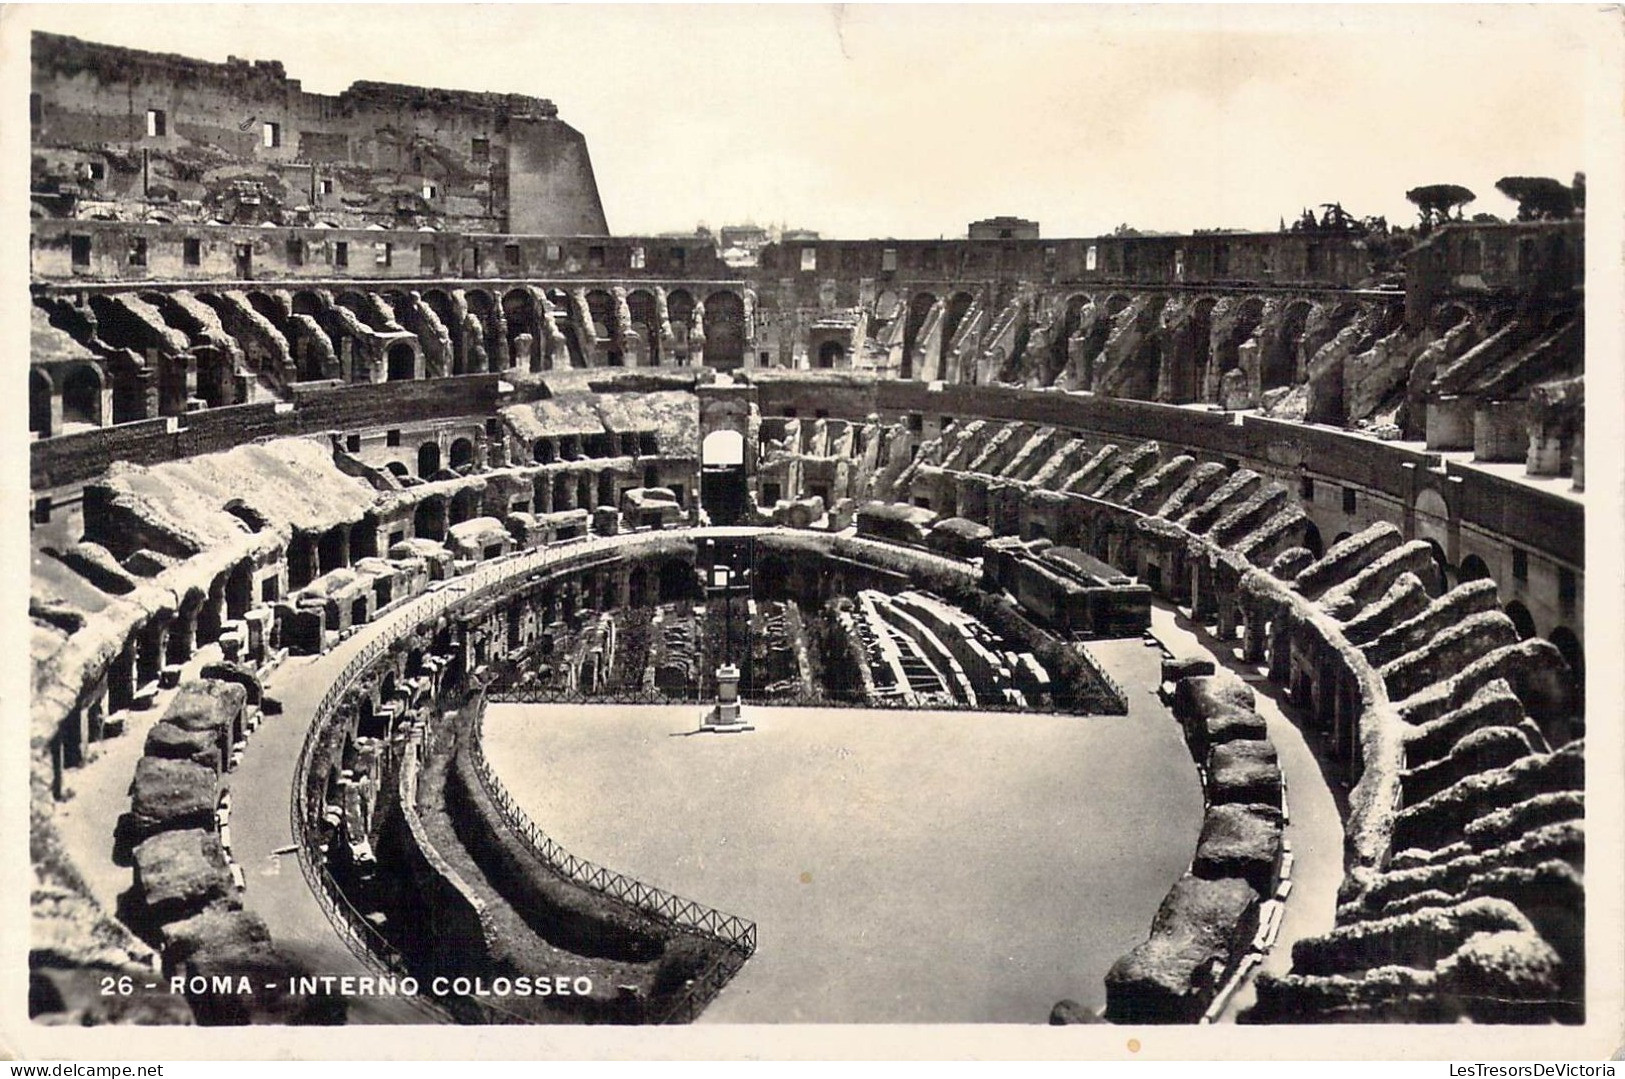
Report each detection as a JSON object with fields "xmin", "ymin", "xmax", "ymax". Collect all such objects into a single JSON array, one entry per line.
[{"xmin": 703, "ymin": 664, "xmax": 751, "ymax": 732}]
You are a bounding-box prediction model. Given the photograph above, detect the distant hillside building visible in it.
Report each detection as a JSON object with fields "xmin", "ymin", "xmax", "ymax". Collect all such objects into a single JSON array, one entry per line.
[{"xmin": 968, "ymin": 216, "xmax": 1039, "ymax": 240}]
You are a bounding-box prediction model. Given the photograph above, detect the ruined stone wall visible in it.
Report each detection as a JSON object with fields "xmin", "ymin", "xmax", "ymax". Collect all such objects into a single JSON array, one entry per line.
[{"xmin": 32, "ymin": 31, "xmax": 605, "ymax": 235}]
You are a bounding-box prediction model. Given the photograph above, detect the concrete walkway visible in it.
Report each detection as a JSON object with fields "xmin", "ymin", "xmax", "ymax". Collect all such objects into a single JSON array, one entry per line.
[{"xmin": 1145, "ymin": 603, "xmax": 1346, "ymax": 1021}]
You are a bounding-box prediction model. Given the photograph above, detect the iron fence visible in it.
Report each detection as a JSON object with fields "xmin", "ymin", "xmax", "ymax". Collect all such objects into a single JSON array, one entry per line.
[{"xmin": 466, "ymin": 702, "xmax": 758, "ymax": 957}]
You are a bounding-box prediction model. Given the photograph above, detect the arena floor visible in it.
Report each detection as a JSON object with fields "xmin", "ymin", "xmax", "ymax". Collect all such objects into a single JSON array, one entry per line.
[{"xmin": 481, "ymin": 637, "xmax": 1204, "ymax": 1023}]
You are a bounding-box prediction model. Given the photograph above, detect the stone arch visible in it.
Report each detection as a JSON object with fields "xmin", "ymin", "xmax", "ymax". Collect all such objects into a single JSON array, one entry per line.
[
  {"xmin": 29, "ymin": 368, "xmax": 53, "ymax": 437},
  {"xmin": 1421, "ymin": 537, "xmax": 1449, "ymax": 597},
  {"xmin": 1104, "ymin": 294, "xmax": 1134, "ymax": 318},
  {"xmin": 450, "ymin": 487, "xmax": 480, "ymax": 526},
  {"xmin": 1263, "ymin": 299, "xmax": 1314, "ymax": 392},
  {"xmin": 627, "ymin": 289, "xmax": 658, "ymax": 366},
  {"xmin": 291, "ymin": 290, "xmax": 326, "ymax": 318},
  {"xmin": 1458, "ymin": 553, "xmax": 1493, "ymax": 585},
  {"xmin": 874, "ymin": 289, "xmax": 900, "ymax": 322},
  {"xmin": 901, "ymin": 292, "xmax": 939, "ymax": 380},
  {"xmin": 1412, "ymin": 487, "xmax": 1451, "ymax": 557},
  {"xmin": 1048, "ymin": 293, "xmax": 1093, "ymax": 386},
  {"xmin": 421, "ymin": 289, "xmax": 462, "ymax": 372},
  {"xmin": 464, "ymin": 289, "xmax": 504, "ymax": 367},
  {"xmin": 386, "ymin": 340, "xmax": 417, "ymax": 381},
  {"xmin": 449, "ymin": 437, "xmax": 476, "ymax": 471},
  {"xmin": 1130, "ymin": 336, "xmax": 1163, "ymax": 401},
  {"xmin": 333, "ymin": 290, "xmax": 376, "ymax": 326},
  {"xmin": 246, "ymin": 290, "xmax": 288, "ymax": 327},
  {"xmin": 666, "ymin": 288, "xmax": 695, "ymax": 326},
  {"xmin": 61, "ymin": 363, "xmax": 104, "ymax": 427},
  {"xmin": 1548, "ymin": 626, "xmax": 1583, "ymax": 707},
  {"xmin": 702, "ymin": 429, "xmax": 745, "ymax": 466},
  {"xmin": 703, "ymin": 290, "xmax": 746, "ymax": 369},
  {"xmin": 532, "ymin": 438, "xmax": 557, "ymax": 465},
  {"xmin": 817, "ymin": 340, "xmax": 846, "ymax": 368},
  {"xmin": 350, "ymin": 516, "xmax": 378, "ymax": 561},
  {"xmin": 501, "ymin": 288, "xmax": 541, "ymax": 364},
  {"xmin": 1215, "ymin": 296, "xmax": 1266, "ymax": 381},
  {"xmin": 941, "ymin": 291, "xmax": 975, "ymax": 368},
  {"xmin": 318, "ymin": 526, "xmax": 348, "ymax": 574},
  {"xmin": 1163, "ymin": 297, "xmax": 1214, "ymax": 404},
  {"xmin": 414, "ymin": 497, "xmax": 446, "ymax": 542},
  {"xmin": 1301, "ymin": 520, "xmax": 1325, "ymax": 560},
  {"xmin": 417, "ymin": 441, "xmax": 441, "ymax": 478},
  {"xmin": 1504, "ymin": 600, "xmax": 1537, "ymax": 641},
  {"xmin": 585, "ymin": 289, "xmax": 615, "ymax": 341},
  {"xmin": 226, "ymin": 559, "xmax": 254, "ymax": 620}
]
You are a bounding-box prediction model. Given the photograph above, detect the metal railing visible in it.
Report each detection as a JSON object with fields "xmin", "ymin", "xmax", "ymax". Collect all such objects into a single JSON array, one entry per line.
[{"xmin": 464, "ymin": 700, "xmax": 757, "ymax": 957}]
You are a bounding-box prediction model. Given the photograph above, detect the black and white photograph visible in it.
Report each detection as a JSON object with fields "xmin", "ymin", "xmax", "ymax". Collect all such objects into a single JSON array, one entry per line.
[{"xmin": 5, "ymin": 2, "xmax": 1620, "ymax": 1060}]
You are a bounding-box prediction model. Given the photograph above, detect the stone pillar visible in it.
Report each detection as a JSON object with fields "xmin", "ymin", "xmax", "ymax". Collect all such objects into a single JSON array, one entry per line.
[
  {"xmin": 1267, "ymin": 620, "xmax": 1291, "ymax": 685},
  {"xmin": 170, "ymin": 612, "xmax": 196, "ymax": 665},
  {"xmin": 1241, "ymin": 607, "xmax": 1267, "ymax": 664},
  {"xmin": 1215, "ymin": 595, "xmax": 1239, "ymax": 642},
  {"xmin": 1192, "ymin": 563, "xmax": 1218, "ymax": 622}
]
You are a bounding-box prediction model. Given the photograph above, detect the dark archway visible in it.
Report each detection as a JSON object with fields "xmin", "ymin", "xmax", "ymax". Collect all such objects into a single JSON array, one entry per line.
[
  {"xmin": 1422, "ymin": 538, "xmax": 1450, "ymax": 597},
  {"xmin": 1503, "ymin": 600, "xmax": 1537, "ymax": 641},
  {"xmin": 502, "ymin": 288, "xmax": 541, "ymax": 366},
  {"xmin": 901, "ymin": 292, "xmax": 938, "ymax": 380},
  {"xmin": 422, "ymin": 290, "xmax": 462, "ymax": 373},
  {"xmin": 1548, "ymin": 626, "xmax": 1584, "ymax": 715},
  {"xmin": 414, "ymin": 497, "xmax": 447, "ymax": 542},
  {"xmin": 417, "ymin": 441, "xmax": 441, "ymax": 478},
  {"xmin": 318, "ymin": 526, "xmax": 347, "ymax": 574},
  {"xmin": 464, "ymin": 290, "xmax": 504, "ymax": 368},
  {"xmin": 62, "ymin": 364, "xmax": 103, "ymax": 427},
  {"xmin": 1047, "ymin": 294, "xmax": 1091, "ymax": 387},
  {"xmin": 627, "ymin": 289, "xmax": 658, "ymax": 366},
  {"xmin": 585, "ymin": 290, "xmax": 615, "ymax": 343},
  {"xmin": 1301, "ymin": 521, "xmax": 1325, "ymax": 560},
  {"xmin": 350, "ymin": 517, "xmax": 378, "ymax": 561},
  {"xmin": 1215, "ymin": 296, "xmax": 1266, "ymax": 381},
  {"xmin": 817, "ymin": 341, "xmax": 846, "ymax": 368},
  {"xmin": 703, "ymin": 291, "xmax": 746, "ymax": 370},
  {"xmin": 1262, "ymin": 301, "xmax": 1313, "ymax": 392},
  {"xmin": 1458, "ymin": 553, "xmax": 1493, "ymax": 585},
  {"xmin": 386, "ymin": 342, "xmax": 416, "ymax": 381},
  {"xmin": 941, "ymin": 292, "xmax": 975, "ymax": 370},
  {"xmin": 291, "ymin": 290, "xmax": 325, "ymax": 318},
  {"xmin": 226, "ymin": 560, "xmax": 254, "ymax": 620},
  {"xmin": 29, "ymin": 368, "xmax": 52, "ymax": 437},
  {"xmin": 450, "ymin": 487, "xmax": 481, "ymax": 526},
  {"xmin": 449, "ymin": 437, "xmax": 476, "ymax": 471}
]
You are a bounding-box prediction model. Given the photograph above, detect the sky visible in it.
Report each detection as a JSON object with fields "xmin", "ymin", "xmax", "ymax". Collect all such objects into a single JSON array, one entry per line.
[{"xmin": 9, "ymin": 4, "xmax": 1604, "ymax": 239}]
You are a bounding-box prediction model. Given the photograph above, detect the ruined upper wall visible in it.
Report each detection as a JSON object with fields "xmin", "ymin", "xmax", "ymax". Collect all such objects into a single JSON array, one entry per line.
[{"xmin": 30, "ymin": 31, "xmax": 607, "ymax": 236}]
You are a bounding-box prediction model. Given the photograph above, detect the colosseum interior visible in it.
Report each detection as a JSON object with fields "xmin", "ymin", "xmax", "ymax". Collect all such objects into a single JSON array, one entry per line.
[{"xmin": 23, "ymin": 23, "xmax": 1590, "ymax": 1036}]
